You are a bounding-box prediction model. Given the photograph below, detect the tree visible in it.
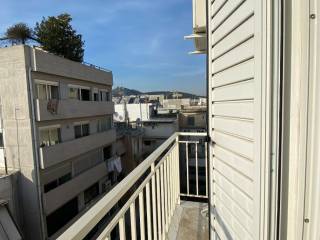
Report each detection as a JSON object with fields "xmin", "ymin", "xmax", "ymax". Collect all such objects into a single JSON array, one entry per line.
[
  {"xmin": 34, "ymin": 13, "xmax": 84, "ymax": 62},
  {"xmin": 1, "ymin": 23, "xmax": 35, "ymax": 45}
]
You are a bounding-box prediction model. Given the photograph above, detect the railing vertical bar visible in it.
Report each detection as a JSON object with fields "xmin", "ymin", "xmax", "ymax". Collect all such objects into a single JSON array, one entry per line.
[
  {"xmin": 164, "ymin": 158, "xmax": 168, "ymax": 232},
  {"xmin": 139, "ymin": 191, "xmax": 145, "ymax": 240},
  {"xmin": 168, "ymin": 152, "xmax": 172, "ymax": 218},
  {"xmin": 171, "ymin": 148, "xmax": 175, "ymax": 216},
  {"xmin": 146, "ymin": 182, "xmax": 152, "ymax": 240},
  {"xmin": 151, "ymin": 163, "xmax": 158, "ymax": 240},
  {"xmin": 160, "ymin": 164, "xmax": 165, "ymax": 240},
  {"xmin": 172, "ymin": 146, "xmax": 176, "ymax": 210},
  {"xmin": 130, "ymin": 203, "xmax": 137, "ymax": 240},
  {"xmin": 195, "ymin": 143, "xmax": 199, "ymax": 196},
  {"xmin": 186, "ymin": 142, "xmax": 189, "ymax": 195},
  {"xmin": 205, "ymin": 142, "xmax": 208, "ymax": 197},
  {"xmin": 156, "ymin": 169, "xmax": 162, "ymax": 240},
  {"xmin": 119, "ymin": 216, "xmax": 126, "ymax": 240},
  {"xmin": 175, "ymin": 136, "xmax": 181, "ymax": 204}
]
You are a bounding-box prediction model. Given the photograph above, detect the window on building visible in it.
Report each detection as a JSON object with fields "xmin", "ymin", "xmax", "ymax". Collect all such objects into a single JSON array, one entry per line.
[
  {"xmin": 97, "ymin": 117, "xmax": 112, "ymax": 132},
  {"xmin": 46, "ymin": 197, "xmax": 78, "ymax": 237},
  {"xmin": 99, "ymin": 90, "xmax": 110, "ymax": 102},
  {"xmin": 44, "ymin": 180, "xmax": 58, "ymax": 193},
  {"xmin": 68, "ymin": 86, "xmax": 91, "ymax": 101},
  {"xmin": 84, "ymin": 182, "xmax": 99, "ymax": 205},
  {"xmin": 58, "ymin": 173, "xmax": 72, "ymax": 185},
  {"xmin": 39, "ymin": 127, "xmax": 61, "ymax": 147},
  {"xmin": 103, "ymin": 145, "xmax": 112, "ymax": 160},
  {"xmin": 74, "ymin": 123, "xmax": 90, "ymax": 139},
  {"xmin": 0, "ymin": 132, "xmax": 3, "ymax": 148},
  {"xmin": 69, "ymin": 87, "xmax": 79, "ymax": 99},
  {"xmin": 144, "ymin": 140, "xmax": 151, "ymax": 146},
  {"xmin": 187, "ymin": 116, "xmax": 195, "ymax": 126},
  {"xmin": 81, "ymin": 89, "xmax": 90, "ymax": 101},
  {"xmin": 36, "ymin": 82, "xmax": 59, "ymax": 100},
  {"xmin": 43, "ymin": 172, "xmax": 72, "ymax": 193},
  {"xmin": 93, "ymin": 92, "xmax": 99, "ymax": 101}
]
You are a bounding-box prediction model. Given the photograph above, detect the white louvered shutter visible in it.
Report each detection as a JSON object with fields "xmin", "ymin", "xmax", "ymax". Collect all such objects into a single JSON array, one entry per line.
[{"xmin": 208, "ymin": 0, "xmax": 269, "ymax": 239}]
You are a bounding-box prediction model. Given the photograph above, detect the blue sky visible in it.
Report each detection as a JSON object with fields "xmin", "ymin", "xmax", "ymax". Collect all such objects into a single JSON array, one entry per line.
[{"xmin": 0, "ymin": 0, "xmax": 206, "ymax": 95}]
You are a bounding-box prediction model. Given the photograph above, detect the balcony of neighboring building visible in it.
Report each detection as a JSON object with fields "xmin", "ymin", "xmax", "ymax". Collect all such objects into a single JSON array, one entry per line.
[
  {"xmin": 30, "ymin": 46, "xmax": 113, "ymax": 86},
  {"xmin": 34, "ymin": 80, "xmax": 114, "ymax": 121},
  {"xmin": 39, "ymin": 128, "xmax": 116, "ymax": 169},
  {"xmin": 43, "ymin": 157, "xmax": 114, "ymax": 216},
  {"xmin": 56, "ymin": 132, "xmax": 209, "ymax": 240}
]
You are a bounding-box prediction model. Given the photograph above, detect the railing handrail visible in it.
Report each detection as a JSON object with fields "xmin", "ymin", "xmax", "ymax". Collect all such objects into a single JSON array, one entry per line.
[
  {"xmin": 57, "ymin": 133, "xmax": 179, "ymax": 240},
  {"xmin": 82, "ymin": 61, "xmax": 112, "ymax": 73}
]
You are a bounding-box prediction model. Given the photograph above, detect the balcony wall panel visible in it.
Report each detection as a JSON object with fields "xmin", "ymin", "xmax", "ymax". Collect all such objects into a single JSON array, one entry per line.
[
  {"xmin": 39, "ymin": 129, "xmax": 116, "ymax": 169},
  {"xmin": 43, "ymin": 160, "xmax": 108, "ymax": 215},
  {"xmin": 35, "ymin": 99, "xmax": 114, "ymax": 121}
]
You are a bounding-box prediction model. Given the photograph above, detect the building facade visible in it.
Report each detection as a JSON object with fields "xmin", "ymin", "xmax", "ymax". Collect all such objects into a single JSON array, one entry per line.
[{"xmin": 0, "ymin": 45, "xmax": 116, "ymax": 239}]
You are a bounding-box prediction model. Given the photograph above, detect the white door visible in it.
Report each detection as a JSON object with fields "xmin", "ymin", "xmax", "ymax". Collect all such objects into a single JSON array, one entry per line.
[{"xmin": 207, "ymin": 0, "xmax": 276, "ymax": 239}]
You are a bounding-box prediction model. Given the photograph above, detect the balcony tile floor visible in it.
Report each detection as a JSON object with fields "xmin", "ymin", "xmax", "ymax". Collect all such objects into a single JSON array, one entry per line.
[{"xmin": 168, "ymin": 201, "xmax": 209, "ymax": 240}]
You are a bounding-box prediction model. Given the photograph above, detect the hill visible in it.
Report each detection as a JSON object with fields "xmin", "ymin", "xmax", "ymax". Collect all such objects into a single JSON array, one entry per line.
[{"xmin": 113, "ymin": 87, "xmax": 202, "ymax": 99}]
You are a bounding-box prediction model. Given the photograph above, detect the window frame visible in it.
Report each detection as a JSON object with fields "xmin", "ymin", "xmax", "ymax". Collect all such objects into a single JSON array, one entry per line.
[
  {"xmin": 99, "ymin": 89, "xmax": 110, "ymax": 102},
  {"xmin": 74, "ymin": 122, "xmax": 90, "ymax": 139},
  {"xmin": 68, "ymin": 84, "xmax": 91, "ymax": 101},
  {"xmin": 39, "ymin": 125, "xmax": 61, "ymax": 147},
  {"xmin": 97, "ymin": 116, "xmax": 112, "ymax": 132},
  {"xmin": 35, "ymin": 80, "xmax": 59, "ymax": 100}
]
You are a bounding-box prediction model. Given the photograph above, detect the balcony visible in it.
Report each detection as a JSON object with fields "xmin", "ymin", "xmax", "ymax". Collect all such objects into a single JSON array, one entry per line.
[
  {"xmin": 44, "ymin": 159, "xmax": 109, "ymax": 215},
  {"xmin": 35, "ymin": 99, "xmax": 114, "ymax": 121},
  {"xmin": 57, "ymin": 132, "xmax": 209, "ymax": 240},
  {"xmin": 39, "ymin": 129, "xmax": 116, "ymax": 169},
  {"xmin": 32, "ymin": 47, "xmax": 113, "ymax": 86}
]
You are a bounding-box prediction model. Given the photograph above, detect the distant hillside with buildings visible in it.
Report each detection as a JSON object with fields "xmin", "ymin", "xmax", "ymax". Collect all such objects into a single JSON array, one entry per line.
[{"xmin": 113, "ymin": 86, "xmax": 204, "ymax": 99}]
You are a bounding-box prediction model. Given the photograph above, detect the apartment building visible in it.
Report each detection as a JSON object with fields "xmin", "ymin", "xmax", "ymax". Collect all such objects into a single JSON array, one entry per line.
[
  {"xmin": 114, "ymin": 102, "xmax": 178, "ymax": 156},
  {"xmin": 0, "ymin": 45, "xmax": 116, "ymax": 239},
  {"xmin": 178, "ymin": 105, "xmax": 207, "ymax": 132}
]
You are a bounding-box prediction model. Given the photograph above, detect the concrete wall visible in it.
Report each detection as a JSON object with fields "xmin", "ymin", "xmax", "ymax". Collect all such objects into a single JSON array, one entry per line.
[
  {"xmin": 162, "ymin": 99, "xmax": 191, "ymax": 109},
  {"xmin": 179, "ymin": 112, "xmax": 207, "ymax": 130},
  {"xmin": 35, "ymin": 99, "xmax": 114, "ymax": 121},
  {"xmin": 143, "ymin": 121, "xmax": 178, "ymax": 139},
  {"xmin": 43, "ymin": 160, "xmax": 108, "ymax": 215},
  {"xmin": 114, "ymin": 103, "xmax": 154, "ymax": 122},
  {"xmin": 32, "ymin": 48, "xmax": 113, "ymax": 86},
  {"xmin": 0, "ymin": 171, "xmax": 22, "ymax": 230},
  {"xmin": 0, "ymin": 45, "xmax": 43, "ymax": 240},
  {"xmin": 39, "ymin": 128, "xmax": 116, "ymax": 169}
]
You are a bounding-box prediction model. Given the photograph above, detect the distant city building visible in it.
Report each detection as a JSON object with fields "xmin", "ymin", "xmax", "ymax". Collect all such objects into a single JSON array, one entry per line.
[
  {"xmin": 0, "ymin": 45, "xmax": 116, "ymax": 239},
  {"xmin": 114, "ymin": 102, "xmax": 178, "ymax": 157},
  {"xmin": 179, "ymin": 105, "xmax": 207, "ymax": 132}
]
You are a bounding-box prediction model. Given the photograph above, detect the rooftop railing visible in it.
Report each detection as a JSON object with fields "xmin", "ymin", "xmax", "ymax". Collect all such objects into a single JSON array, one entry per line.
[
  {"xmin": 82, "ymin": 61, "xmax": 112, "ymax": 73},
  {"xmin": 57, "ymin": 132, "xmax": 208, "ymax": 240}
]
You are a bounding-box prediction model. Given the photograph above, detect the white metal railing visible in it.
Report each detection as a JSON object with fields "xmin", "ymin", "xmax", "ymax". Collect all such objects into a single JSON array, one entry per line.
[{"xmin": 57, "ymin": 132, "xmax": 207, "ymax": 240}]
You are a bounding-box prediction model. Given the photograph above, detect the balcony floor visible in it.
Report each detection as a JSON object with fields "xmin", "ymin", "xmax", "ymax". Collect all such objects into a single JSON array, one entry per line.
[{"xmin": 168, "ymin": 201, "xmax": 209, "ymax": 240}]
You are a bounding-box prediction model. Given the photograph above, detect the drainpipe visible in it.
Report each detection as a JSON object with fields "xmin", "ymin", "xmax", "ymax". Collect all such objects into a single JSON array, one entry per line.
[
  {"xmin": 26, "ymin": 49, "xmax": 46, "ymax": 239},
  {"xmin": 0, "ymin": 102, "xmax": 8, "ymax": 175}
]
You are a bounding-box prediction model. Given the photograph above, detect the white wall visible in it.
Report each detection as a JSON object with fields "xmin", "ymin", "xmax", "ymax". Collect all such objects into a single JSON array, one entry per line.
[
  {"xmin": 143, "ymin": 121, "xmax": 177, "ymax": 139},
  {"xmin": 114, "ymin": 103, "xmax": 154, "ymax": 122}
]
